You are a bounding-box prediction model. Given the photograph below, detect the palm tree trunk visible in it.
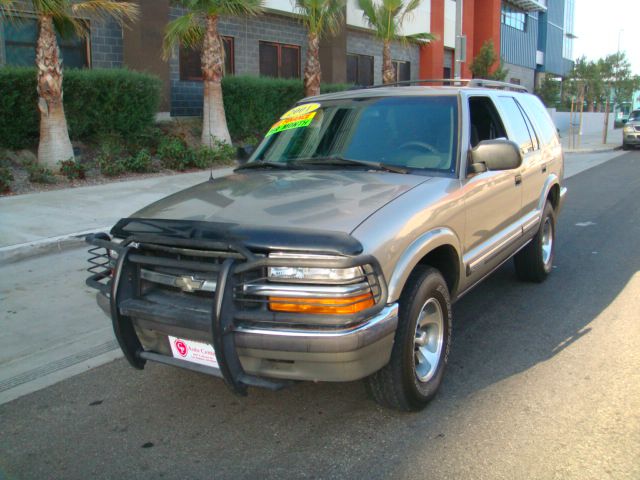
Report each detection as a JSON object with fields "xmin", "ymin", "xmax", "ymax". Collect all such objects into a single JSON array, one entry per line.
[
  {"xmin": 36, "ymin": 15, "xmax": 74, "ymax": 170},
  {"xmin": 304, "ymin": 31, "xmax": 321, "ymax": 97},
  {"xmin": 382, "ymin": 39, "xmax": 395, "ymax": 85},
  {"xmin": 201, "ymin": 15, "xmax": 231, "ymax": 147}
]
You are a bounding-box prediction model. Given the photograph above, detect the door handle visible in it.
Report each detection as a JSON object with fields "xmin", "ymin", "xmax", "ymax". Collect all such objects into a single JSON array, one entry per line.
[{"xmin": 515, "ymin": 174, "xmax": 522, "ymax": 186}]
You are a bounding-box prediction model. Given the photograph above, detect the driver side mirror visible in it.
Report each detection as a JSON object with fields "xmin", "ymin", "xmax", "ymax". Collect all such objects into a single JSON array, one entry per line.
[{"xmin": 469, "ymin": 139, "xmax": 522, "ymax": 174}]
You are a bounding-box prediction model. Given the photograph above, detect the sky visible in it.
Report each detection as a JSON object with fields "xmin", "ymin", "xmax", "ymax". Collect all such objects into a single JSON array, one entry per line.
[{"xmin": 572, "ymin": 0, "xmax": 640, "ymax": 75}]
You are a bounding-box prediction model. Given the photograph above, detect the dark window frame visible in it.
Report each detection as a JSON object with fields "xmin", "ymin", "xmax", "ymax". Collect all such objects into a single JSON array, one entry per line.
[
  {"xmin": 179, "ymin": 35, "xmax": 235, "ymax": 81},
  {"xmin": 347, "ymin": 53, "xmax": 374, "ymax": 86},
  {"xmin": 258, "ymin": 40, "xmax": 301, "ymax": 79},
  {"xmin": 392, "ymin": 59, "xmax": 410, "ymax": 82},
  {"xmin": 2, "ymin": 15, "xmax": 91, "ymax": 68}
]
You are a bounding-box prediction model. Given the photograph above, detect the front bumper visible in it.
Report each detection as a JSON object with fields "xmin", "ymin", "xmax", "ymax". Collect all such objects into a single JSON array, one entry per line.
[
  {"xmin": 96, "ymin": 292, "xmax": 397, "ymax": 382},
  {"xmin": 623, "ymin": 133, "xmax": 640, "ymax": 146},
  {"xmin": 86, "ymin": 227, "xmax": 394, "ymax": 393}
]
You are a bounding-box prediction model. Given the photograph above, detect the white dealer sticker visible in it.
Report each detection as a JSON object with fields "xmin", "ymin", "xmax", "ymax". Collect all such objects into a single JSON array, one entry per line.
[{"xmin": 168, "ymin": 336, "xmax": 219, "ymax": 368}]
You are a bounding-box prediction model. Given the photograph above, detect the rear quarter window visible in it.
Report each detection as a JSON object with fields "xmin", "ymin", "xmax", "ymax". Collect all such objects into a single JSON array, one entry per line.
[{"xmin": 518, "ymin": 95, "xmax": 559, "ymax": 146}]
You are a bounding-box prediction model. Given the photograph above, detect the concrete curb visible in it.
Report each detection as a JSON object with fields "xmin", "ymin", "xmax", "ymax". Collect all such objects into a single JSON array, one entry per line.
[
  {"xmin": 0, "ymin": 227, "xmax": 111, "ymax": 266},
  {"xmin": 564, "ymin": 146, "xmax": 621, "ymax": 154}
]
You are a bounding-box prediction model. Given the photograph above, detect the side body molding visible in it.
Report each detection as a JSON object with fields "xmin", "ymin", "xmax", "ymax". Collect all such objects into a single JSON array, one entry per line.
[{"xmin": 386, "ymin": 227, "xmax": 462, "ymax": 303}]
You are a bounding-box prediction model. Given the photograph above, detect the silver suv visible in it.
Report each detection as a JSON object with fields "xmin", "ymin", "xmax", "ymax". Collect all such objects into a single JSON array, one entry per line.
[
  {"xmin": 87, "ymin": 80, "xmax": 567, "ymax": 411},
  {"xmin": 623, "ymin": 109, "xmax": 640, "ymax": 150}
]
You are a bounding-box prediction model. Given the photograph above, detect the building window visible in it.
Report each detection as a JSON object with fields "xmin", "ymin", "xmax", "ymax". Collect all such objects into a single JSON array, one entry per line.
[
  {"xmin": 347, "ymin": 53, "xmax": 374, "ymax": 86},
  {"xmin": 392, "ymin": 60, "xmax": 410, "ymax": 82},
  {"xmin": 259, "ymin": 41, "xmax": 300, "ymax": 79},
  {"xmin": 510, "ymin": 77, "xmax": 521, "ymax": 85},
  {"xmin": 179, "ymin": 36, "xmax": 234, "ymax": 81},
  {"xmin": 501, "ymin": 2, "xmax": 526, "ymax": 31},
  {"xmin": 443, "ymin": 48, "xmax": 454, "ymax": 79},
  {"xmin": 2, "ymin": 17, "xmax": 89, "ymax": 68}
]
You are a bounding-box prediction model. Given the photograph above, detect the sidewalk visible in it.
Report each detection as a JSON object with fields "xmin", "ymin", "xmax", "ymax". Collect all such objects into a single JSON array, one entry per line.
[
  {"xmin": 560, "ymin": 130, "xmax": 621, "ymax": 153},
  {"xmin": 0, "ymin": 149, "xmax": 627, "ymax": 265},
  {"xmin": 0, "ymin": 167, "xmax": 233, "ymax": 264}
]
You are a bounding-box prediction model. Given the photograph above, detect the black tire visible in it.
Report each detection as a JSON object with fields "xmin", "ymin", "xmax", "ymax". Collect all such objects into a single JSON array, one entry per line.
[
  {"xmin": 622, "ymin": 143, "xmax": 630, "ymax": 151},
  {"xmin": 365, "ymin": 266, "xmax": 452, "ymax": 411},
  {"xmin": 514, "ymin": 202, "xmax": 556, "ymax": 282}
]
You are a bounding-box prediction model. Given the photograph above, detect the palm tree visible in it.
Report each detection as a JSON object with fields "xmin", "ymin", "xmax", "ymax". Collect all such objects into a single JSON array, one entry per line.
[
  {"xmin": 163, "ymin": 0, "xmax": 263, "ymax": 147},
  {"xmin": 295, "ymin": 0, "xmax": 345, "ymax": 97},
  {"xmin": 1, "ymin": 0, "xmax": 138, "ymax": 170},
  {"xmin": 357, "ymin": 0, "xmax": 433, "ymax": 84}
]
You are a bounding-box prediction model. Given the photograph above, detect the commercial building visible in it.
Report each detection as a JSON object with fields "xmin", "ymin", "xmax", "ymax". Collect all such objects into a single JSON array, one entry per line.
[
  {"xmin": 0, "ymin": 0, "xmax": 576, "ymax": 116},
  {"xmin": 499, "ymin": 0, "xmax": 575, "ymax": 92}
]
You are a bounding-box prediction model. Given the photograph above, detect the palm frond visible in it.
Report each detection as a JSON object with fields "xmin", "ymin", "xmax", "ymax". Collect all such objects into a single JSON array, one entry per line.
[
  {"xmin": 53, "ymin": 14, "xmax": 90, "ymax": 38},
  {"xmin": 71, "ymin": 1, "xmax": 139, "ymax": 25},
  {"xmin": 399, "ymin": 0, "xmax": 421, "ymax": 25},
  {"xmin": 0, "ymin": 0, "xmax": 17, "ymax": 18},
  {"xmin": 208, "ymin": 0, "xmax": 264, "ymax": 17},
  {"xmin": 405, "ymin": 31, "xmax": 435, "ymax": 43},
  {"xmin": 162, "ymin": 12, "xmax": 204, "ymax": 60},
  {"xmin": 296, "ymin": 0, "xmax": 344, "ymax": 35},
  {"xmin": 357, "ymin": 0, "xmax": 380, "ymax": 32}
]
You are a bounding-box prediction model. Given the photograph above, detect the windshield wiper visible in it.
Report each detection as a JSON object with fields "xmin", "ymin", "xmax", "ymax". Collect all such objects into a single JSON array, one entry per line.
[
  {"xmin": 293, "ymin": 156, "xmax": 409, "ymax": 174},
  {"xmin": 234, "ymin": 161, "xmax": 292, "ymax": 171}
]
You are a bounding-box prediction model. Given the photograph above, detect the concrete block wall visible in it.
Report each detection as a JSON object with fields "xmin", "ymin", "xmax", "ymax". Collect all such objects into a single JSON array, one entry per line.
[
  {"xmin": 90, "ymin": 19, "xmax": 123, "ymax": 69},
  {"xmin": 170, "ymin": 7, "xmax": 308, "ymax": 116},
  {"xmin": 549, "ymin": 110, "xmax": 615, "ymax": 135},
  {"xmin": 346, "ymin": 29, "xmax": 420, "ymax": 85},
  {"xmin": 503, "ymin": 62, "xmax": 535, "ymax": 93}
]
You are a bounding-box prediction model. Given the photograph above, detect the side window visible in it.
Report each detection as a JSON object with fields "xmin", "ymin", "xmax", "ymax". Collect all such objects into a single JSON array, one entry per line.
[
  {"xmin": 498, "ymin": 96, "xmax": 535, "ymax": 153},
  {"xmin": 519, "ymin": 95, "xmax": 559, "ymax": 146},
  {"xmin": 468, "ymin": 96, "xmax": 507, "ymax": 148},
  {"xmin": 516, "ymin": 99, "xmax": 539, "ymax": 150}
]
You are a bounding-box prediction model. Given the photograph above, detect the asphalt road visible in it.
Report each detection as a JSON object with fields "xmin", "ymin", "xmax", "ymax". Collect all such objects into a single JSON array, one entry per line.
[{"xmin": 1, "ymin": 151, "xmax": 639, "ymax": 480}]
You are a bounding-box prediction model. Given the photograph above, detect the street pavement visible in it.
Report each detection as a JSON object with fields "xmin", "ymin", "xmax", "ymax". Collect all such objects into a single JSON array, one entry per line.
[{"xmin": 0, "ymin": 149, "xmax": 638, "ymax": 479}]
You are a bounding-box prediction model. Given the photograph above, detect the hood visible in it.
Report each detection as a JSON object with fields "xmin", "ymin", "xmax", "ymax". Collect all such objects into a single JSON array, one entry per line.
[{"xmin": 131, "ymin": 170, "xmax": 430, "ymax": 234}]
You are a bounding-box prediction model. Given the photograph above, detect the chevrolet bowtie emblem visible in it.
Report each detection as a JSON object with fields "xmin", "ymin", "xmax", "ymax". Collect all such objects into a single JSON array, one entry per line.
[{"xmin": 174, "ymin": 275, "xmax": 204, "ymax": 293}]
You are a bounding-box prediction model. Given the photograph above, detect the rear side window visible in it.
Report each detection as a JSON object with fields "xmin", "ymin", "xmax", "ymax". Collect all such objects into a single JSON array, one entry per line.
[
  {"xmin": 498, "ymin": 96, "xmax": 536, "ymax": 153},
  {"xmin": 518, "ymin": 95, "xmax": 559, "ymax": 145}
]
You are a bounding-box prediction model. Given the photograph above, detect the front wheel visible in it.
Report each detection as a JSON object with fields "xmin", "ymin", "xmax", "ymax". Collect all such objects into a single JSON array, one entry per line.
[
  {"xmin": 514, "ymin": 202, "xmax": 556, "ymax": 282},
  {"xmin": 365, "ymin": 266, "xmax": 452, "ymax": 411}
]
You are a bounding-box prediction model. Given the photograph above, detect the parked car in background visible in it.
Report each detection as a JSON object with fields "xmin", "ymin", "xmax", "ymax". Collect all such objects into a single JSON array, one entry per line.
[
  {"xmin": 86, "ymin": 80, "xmax": 567, "ymax": 411},
  {"xmin": 622, "ymin": 110, "xmax": 640, "ymax": 150}
]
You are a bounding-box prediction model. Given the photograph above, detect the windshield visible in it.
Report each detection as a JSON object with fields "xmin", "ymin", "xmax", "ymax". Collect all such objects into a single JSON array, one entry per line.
[
  {"xmin": 250, "ymin": 96, "xmax": 459, "ymax": 173},
  {"xmin": 628, "ymin": 110, "xmax": 640, "ymax": 121}
]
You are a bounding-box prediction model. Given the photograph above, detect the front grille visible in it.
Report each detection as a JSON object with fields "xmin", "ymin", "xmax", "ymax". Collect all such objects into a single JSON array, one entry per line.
[
  {"xmin": 87, "ymin": 236, "xmax": 386, "ymax": 328},
  {"xmin": 634, "ymin": 126, "xmax": 640, "ymax": 132}
]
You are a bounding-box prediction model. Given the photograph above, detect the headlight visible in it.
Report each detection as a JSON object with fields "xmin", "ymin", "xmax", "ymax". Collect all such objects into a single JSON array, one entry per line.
[
  {"xmin": 268, "ymin": 253, "xmax": 364, "ymax": 282},
  {"xmin": 624, "ymin": 125, "xmax": 635, "ymax": 133},
  {"xmin": 266, "ymin": 253, "xmax": 374, "ymax": 314}
]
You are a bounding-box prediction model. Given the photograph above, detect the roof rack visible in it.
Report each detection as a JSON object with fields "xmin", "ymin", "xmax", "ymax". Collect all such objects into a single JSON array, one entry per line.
[{"xmin": 356, "ymin": 78, "xmax": 529, "ymax": 93}]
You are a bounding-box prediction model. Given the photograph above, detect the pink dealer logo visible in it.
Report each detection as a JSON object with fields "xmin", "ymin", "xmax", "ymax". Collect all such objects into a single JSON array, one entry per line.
[{"xmin": 174, "ymin": 339, "xmax": 188, "ymax": 357}]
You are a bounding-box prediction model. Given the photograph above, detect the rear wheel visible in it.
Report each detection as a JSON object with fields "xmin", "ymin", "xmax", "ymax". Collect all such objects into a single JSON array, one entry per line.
[
  {"xmin": 514, "ymin": 202, "xmax": 556, "ymax": 282},
  {"xmin": 365, "ymin": 266, "xmax": 451, "ymax": 411}
]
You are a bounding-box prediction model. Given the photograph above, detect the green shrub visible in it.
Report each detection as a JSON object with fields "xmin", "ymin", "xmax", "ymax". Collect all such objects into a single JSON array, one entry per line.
[
  {"xmin": 59, "ymin": 159, "xmax": 86, "ymax": 180},
  {"xmin": 158, "ymin": 136, "xmax": 192, "ymax": 170},
  {"xmin": 192, "ymin": 141, "xmax": 236, "ymax": 169},
  {"xmin": 26, "ymin": 162, "xmax": 56, "ymax": 184},
  {"xmin": 96, "ymin": 136, "xmax": 126, "ymax": 177},
  {"xmin": 0, "ymin": 159, "xmax": 14, "ymax": 193},
  {"xmin": 124, "ymin": 148, "xmax": 155, "ymax": 173},
  {"xmin": 0, "ymin": 67, "xmax": 161, "ymax": 149},
  {"xmin": 221, "ymin": 76, "xmax": 351, "ymax": 140}
]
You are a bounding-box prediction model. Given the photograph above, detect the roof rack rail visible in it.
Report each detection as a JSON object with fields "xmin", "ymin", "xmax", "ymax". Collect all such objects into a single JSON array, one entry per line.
[{"xmin": 355, "ymin": 78, "xmax": 528, "ymax": 93}]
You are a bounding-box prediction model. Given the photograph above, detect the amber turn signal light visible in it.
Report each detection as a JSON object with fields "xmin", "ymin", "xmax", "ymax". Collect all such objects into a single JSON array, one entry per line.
[{"xmin": 269, "ymin": 293, "xmax": 375, "ymax": 314}]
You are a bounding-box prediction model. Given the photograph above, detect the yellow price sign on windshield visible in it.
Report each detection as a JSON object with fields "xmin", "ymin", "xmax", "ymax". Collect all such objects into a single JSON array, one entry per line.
[{"xmin": 280, "ymin": 103, "xmax": 321, "ymax": 120}]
